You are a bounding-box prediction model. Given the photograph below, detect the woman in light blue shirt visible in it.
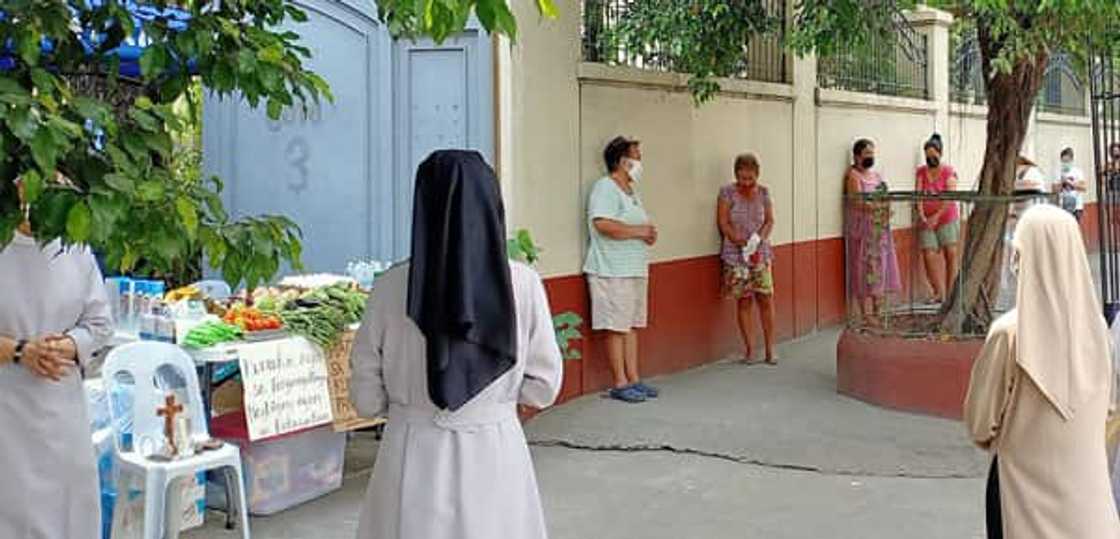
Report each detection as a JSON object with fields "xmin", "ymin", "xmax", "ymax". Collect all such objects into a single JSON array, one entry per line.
[{"xmin": 584, "ymin": 136, "xmax": 658, "ymax": 403}]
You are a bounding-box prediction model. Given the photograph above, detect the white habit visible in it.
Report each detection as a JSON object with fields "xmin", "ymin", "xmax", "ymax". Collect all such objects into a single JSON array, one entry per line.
[
  {"xmin": 0, "ymin": 235, "xmax": 113, "ymax": 539},
  {"xmin": 350, "ymin": 261, "xmax": 563, "ymax": 539}
]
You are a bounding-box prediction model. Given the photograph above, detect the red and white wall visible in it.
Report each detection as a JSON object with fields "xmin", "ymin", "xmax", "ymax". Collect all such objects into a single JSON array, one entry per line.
[{"xmin": 497, "ymin": 6, "xmax": 1099, "ymax": 404}]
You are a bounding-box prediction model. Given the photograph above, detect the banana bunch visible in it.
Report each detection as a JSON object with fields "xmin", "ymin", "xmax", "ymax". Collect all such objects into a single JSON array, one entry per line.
[{"xmin": 165, "ymin": 285, "xmax": 202, "ymax": 302}]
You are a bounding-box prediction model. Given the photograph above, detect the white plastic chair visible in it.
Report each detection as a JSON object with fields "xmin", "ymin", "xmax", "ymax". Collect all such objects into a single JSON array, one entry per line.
[
  {"xmin": 103, "ymin": 341, "xmax": 250, "ymax": 539},
  {"xmin": 194, "ymin": 279, "xmax": 233, "ymax": 300}
]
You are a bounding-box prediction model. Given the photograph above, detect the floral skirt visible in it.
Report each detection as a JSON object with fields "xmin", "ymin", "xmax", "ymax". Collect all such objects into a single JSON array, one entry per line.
[{"xmin": 722, "ymin": 262, "xmax": 774, "ymax": 299}]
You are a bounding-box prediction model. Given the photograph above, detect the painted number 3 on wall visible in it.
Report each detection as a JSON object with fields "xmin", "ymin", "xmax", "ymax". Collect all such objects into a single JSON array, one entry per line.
[
  {"xmin": 266, "ymin": 104, "xmax": 321, "ymax": 194},
  {"xmin": 286, "ymin": 137, "xmax": 310, "ymax": 194}
]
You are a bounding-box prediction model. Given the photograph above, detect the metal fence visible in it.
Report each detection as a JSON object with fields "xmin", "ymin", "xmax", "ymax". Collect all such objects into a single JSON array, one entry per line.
[
  {"xmin": 1038, "ymin": 55, "xmax": 1087, "ymax": 116},
  {"xmin": 952, "ymin": 35, "xmax": 1086, "ymax": 115},
  {"xmin": 581, "ymin": 0, "xmax": 789, "ymax": 84},
  {"xmin": 843, "ymin": 190, "xmax": 1058, "ymax": 338},
  {"xmin": 818, "ymin": 27, "xmax": 929, "ymax": 100},
  {"xmin": 1090, "ymin": 53, "xmax": 1120, "ymax": 321},
  {"xmin": 950, "ymin": 29, "xmax": 986, "ymax": 106}
]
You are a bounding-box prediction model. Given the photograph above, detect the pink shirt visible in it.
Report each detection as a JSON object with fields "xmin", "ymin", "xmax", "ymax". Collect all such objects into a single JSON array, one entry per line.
[{"xmin": 916, "ymin": 164, "xmax": 960, "ymax": 229}]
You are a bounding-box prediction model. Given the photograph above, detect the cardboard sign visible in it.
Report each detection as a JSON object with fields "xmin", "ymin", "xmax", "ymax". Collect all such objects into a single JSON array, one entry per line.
[
  {"xmin": 326, "ymin": 331, "xmax": 385, "ymax": 432},
  {"xmin": 238, "ymin": 339, "xmax": 333, "ymax": 440}
]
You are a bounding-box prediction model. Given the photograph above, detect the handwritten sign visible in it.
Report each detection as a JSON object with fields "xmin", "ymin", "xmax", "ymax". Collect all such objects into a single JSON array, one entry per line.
[
  {"xmin": 326, "ymin": 331, "xmax": 385, "ymax": 432},
  {"xmin": 238, "ymin": 339, "xmax": 333, "ymax": 441}
]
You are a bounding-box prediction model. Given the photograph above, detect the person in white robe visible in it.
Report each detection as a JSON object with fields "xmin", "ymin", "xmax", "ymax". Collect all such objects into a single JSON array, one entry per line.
[
  {"xmin": 0, "ymin": 176, "xmax": 113, "ymax": 538},
  {"xmin": 964, "ymin": 204, "xmax": 1120, "ymax": 539},
  {"xmin": 350, "ymin": 150, "xmax": 563, "ymax": 539}
]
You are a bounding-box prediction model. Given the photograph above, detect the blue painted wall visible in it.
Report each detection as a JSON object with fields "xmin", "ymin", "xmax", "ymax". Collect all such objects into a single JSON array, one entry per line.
[{"xmin": 203, "ymin": 0, "xmax": 493, "ymax": 274}]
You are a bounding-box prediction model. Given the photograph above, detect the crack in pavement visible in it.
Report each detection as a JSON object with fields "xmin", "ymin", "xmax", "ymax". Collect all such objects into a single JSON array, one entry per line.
[{"xmin": 529, "ymin": 439, "xmax": 984, "ymax": 480}]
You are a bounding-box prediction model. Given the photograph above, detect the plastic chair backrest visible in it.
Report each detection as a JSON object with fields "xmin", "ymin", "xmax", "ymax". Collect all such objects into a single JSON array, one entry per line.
[
  {"xmin": 103, "ymin": 341, "xmax": 208, "ymax": 458},
  {"xmin": 195, "ymin": 279, "xmax": 232, "ymax": 300}
]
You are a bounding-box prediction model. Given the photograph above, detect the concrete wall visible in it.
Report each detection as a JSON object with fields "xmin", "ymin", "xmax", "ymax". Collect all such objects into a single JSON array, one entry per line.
[{"xmin": 499, "ymin": 6, "xmax": 1100, "ymax": 401}]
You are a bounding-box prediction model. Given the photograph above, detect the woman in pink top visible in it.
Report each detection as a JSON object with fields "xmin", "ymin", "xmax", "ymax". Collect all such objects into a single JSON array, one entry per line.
[
  {"xmin": 845, "ymin": 139, "xmax": 902, "ymax": 327},
  {"xmin": 716, "ymin": 153, "xmax": 776, "ymax": 364},
  {"xmin": 915, "ymin": 134, "xmax": 960, "ymax": 304}
]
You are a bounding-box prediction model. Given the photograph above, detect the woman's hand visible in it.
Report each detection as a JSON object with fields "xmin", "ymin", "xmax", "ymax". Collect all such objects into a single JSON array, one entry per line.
[
  {"xmin": 633, "ymin": 224, "xmax": 658, "ymax": 245},
  {"xmin": 22, "ymin": 335, "xmax": 77, "ymax": 381}
]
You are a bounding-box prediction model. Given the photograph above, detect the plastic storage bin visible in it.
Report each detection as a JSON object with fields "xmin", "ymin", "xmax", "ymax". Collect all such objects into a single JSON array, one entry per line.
[{"xmin": 211, "ymin": 411, "xmax": 345, "ymax": 515}]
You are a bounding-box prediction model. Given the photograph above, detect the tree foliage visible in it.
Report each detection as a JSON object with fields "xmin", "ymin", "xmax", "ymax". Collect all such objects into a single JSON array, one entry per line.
[
  {"xmin": 374, "ymin": 0, "xmax": 558, "ymax": 42},
  {"xmin": 0, "ymin": 0, "xmax": 552, "ymax": 291},
  {"xmin": 0, "ymin": 0, "xmax": 333, "ymax": 291},
  {"xmin": 601, "ymin": 1, "xmax": 780, "ymax": 103},
  {"xmin": 599, "ymin": 0, "xmax": 1120, "ymax": 332}
]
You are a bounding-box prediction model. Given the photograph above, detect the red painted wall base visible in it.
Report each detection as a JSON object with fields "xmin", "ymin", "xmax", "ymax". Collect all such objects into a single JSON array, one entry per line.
[
  {"xmin": 836, "ymin": 329, "xmax": 983, "ymax": 420},
  {"xmin": 542, "ymin": 204, "xmax": 1097, "ymax": 408}
]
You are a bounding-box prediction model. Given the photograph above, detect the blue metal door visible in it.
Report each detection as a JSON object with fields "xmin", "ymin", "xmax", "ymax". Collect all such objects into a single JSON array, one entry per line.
[
  {"xmin": 203, "ymin": 1, "xmax": 492, "ymax": 273},
  {"xmin": 392, "ymin": 27, "xmax": 494, "ymax": 258}
]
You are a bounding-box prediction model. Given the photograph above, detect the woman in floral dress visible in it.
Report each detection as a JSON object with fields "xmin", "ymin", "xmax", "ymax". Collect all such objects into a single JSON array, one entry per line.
[
  {"xmin": 717, "ymin": 153, "xmax": 776, "ymax": 364},
  {"xmin": 844, "ymin": 139, "xmax": 902, "ymax": 327}
]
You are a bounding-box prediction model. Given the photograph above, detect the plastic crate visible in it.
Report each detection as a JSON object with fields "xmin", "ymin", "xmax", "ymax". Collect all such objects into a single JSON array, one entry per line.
[{"xmin": 211, "ymin": 411, "xmax": 345, "ymax": 515}]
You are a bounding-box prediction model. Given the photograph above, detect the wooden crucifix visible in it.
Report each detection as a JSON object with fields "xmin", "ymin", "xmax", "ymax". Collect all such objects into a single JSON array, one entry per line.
[{"xmin": 156, "ymin": 393, "xmax": 185, "ymax": 456}]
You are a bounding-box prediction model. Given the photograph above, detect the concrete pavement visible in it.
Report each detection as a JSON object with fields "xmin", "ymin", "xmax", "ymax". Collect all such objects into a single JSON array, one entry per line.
[{"xmin": 188, "ymin": 328, "xmax": 990, "ymax": 539}]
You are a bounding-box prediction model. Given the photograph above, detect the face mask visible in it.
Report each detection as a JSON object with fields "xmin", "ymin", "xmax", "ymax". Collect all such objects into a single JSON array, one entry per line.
[
  {"xmin": 1010, "ymin": 251, "xmax": 1020, "ymax": 278},
  {"xmin": 627, "ymin": 159, "xmax": 644, "ymax": 182},
  {"xmin": 1062, "ymin": 162, "xmax": 1072, "ymax": 173},
  {"xmin": 926, "ymin": 157, "xmax": 940, "ymax": 168},
  {"xmin": 860, "ymin": 157, "xmax": 875, "ymax": 170}
]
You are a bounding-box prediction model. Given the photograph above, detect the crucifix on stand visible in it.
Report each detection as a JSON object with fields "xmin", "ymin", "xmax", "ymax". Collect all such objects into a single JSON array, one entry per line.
[{"xmin": 156, "ymin": 393, "xmax": 185, "ymax": 457}]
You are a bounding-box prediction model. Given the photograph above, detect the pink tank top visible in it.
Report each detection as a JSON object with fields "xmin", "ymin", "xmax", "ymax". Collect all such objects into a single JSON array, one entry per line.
[{"xmin": 916, "ymin": 164, "xmax": 960, "ymax": 228}]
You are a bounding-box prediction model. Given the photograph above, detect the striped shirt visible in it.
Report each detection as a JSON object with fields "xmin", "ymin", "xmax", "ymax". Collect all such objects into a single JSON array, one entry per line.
[{"xmin": 583, "ymin": 177, "xmax": 650, "ymax": 278}]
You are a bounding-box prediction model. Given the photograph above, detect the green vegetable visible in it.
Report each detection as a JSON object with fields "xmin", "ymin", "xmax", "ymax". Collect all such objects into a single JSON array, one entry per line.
[
  {"xmin": 280, "ymin": 284, "xmax": 368, "ymax": 349},
  {"xmin": 183, "ymin": 321, "xmax": 243, "ymax": 349}
]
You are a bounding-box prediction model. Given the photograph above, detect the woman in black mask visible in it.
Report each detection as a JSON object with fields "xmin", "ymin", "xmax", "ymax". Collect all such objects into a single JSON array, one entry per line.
[
  {"xmin": 914, "ymin": 133, "xmax": 960, "ymax": 304},
  {"xmin": 349, "ymin": 150, "xmax": 563, "ymax": 539},
  {"xmin": 844, "ymin": 138, "xmax": 902, "ymax": 327}
]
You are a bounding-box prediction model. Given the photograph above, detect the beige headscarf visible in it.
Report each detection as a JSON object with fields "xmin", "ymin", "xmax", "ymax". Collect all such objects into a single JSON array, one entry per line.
[{"xmin": 1013, "ymin": 204, "xmax": 1111, "ymax": 420}]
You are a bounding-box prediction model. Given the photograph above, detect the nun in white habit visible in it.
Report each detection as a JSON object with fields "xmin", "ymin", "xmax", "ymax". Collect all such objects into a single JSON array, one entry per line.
[
  {"xmin": 349, "ymin": 150, "xmax": 563, "ymax": 539},
  {"xmin": 965, "ymin": 204, "xmax": 1120, "ymax": 539},
  {"xmin": 0, "ymin": 176, "xmax": 113, "ymax": 538}
]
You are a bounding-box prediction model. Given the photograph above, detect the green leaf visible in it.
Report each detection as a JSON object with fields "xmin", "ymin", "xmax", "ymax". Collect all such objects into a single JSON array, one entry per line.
[
  {"xmin": 6, "ymin": 106, "xmax": 38, "ymax": 141},
  {"xmin": 21, "ymin": 169, "xmax": 43, "ymax": 204},
  {"xmin": 0, "ymin": 77, "xmax": 25, "ymax": 96},
  {"xmin": 266, "ymin": 99, "xmax": 284, "ymax": 121},
  {"xmin": 129, "ymin": 109, "xmax": 160, "ymax": 132},
  {"xmin": 30, "ymin": 69, "xmax": 55, "ymax": 95},
  {"xmin": 152, "ymin": 232, "xmax": 181, "ymax": 265},
  {"xmin": 19, "ymin": 31, "xmax": 41, "ymax": 66},
  {"xmin": 139, "ymin": 46, "xmax": 168, "ymax": 78},
  {"xmin": 103, "ymin": 173, "xmax": 135, "ymax": 195},
  {"xmin": 137, "ymin": 181, "xmax": 166, "ymax": 202},
  {"xmin": 238, "ymin": 49, "xmax": 259, "ymax": 74},
  {"xmin": 257, "ymin": 45, "xmax": 285, "ymax": 65},
  {"xmin": 72, "ymin": 96, "xmax": 108, "ymax": 122},
  {"xmin": 536, "ymin": 0, "xmax": 559, "ymax": 19},
  {"xmin": 493, "ymin": 1, "xmax": 518, "ymax": 41},
  {"xmin": 66, "ymin": 202, "xmax": 92, "ymax": 242},
  {"xmin": 29, "ymin": 129, "xmax": 58, "ymax": 173},
  {"xmin": 143, "ymin": 132, "xmax": 173, "ymax": 158},
  {"xmin": 120, "ymin": 247, "xmax": 140, "ymax": 273},
  {"xmin": 176, "ymin": 197, "xmax": 199, "ymax": 239}
]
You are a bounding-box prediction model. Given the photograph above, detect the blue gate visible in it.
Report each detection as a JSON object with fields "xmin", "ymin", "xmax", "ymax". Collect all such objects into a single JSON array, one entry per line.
[{"xmin": 203, "ymin": 0, "xmax": 493, "ymax": 273}]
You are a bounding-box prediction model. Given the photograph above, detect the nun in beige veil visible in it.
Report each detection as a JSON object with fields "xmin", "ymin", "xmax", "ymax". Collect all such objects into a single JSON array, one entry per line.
[{"xmin": 964, "ymin": 204, "xmax": 1120, "ymax": 539}]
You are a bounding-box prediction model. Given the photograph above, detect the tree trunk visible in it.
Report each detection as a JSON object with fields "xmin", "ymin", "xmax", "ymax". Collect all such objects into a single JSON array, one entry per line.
[{"xmin": 939, "ymin": 28, "xmax": 1048, "ymax": 334}]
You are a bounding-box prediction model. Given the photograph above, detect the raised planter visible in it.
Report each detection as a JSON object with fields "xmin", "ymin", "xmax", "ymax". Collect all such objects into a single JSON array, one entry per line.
[{"xmin": 836, "ymin": 329, "xmax": 984, "ymax": 420}]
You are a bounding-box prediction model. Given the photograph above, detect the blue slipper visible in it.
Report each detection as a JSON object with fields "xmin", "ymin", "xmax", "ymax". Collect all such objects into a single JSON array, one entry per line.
[
  {"xmin": 609, "ymin": 385, "xmax": 647, "ymax": 403},
  {"xmin": 632, "ymin": 382, "xmax": 659, "ymax": 398}
]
